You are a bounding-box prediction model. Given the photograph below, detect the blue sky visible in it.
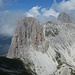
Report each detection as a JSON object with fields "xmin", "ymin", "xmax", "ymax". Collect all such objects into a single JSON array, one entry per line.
[
  {"xmin": 0, "ymin": 0, "xmax": 75, "ymax": 36},
  {"xmin": 1, "ymin": 0, "xmax": 62, "ymax": 11}
]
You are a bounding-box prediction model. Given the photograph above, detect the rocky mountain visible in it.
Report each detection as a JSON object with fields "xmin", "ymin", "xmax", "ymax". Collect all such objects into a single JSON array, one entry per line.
[
  {"xmin": 57, "ymin": 12, "xmax": 74, "ymax": 23},
  {"xmin": 7, "ymin": 13, "xmax": 75, "ymax": 75}
]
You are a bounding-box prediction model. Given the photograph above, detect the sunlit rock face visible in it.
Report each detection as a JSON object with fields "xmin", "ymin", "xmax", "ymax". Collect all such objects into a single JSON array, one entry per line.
[
  {"xmin": 7, "ymin": 15, "xmax": 75, "ymax": 75},
  {"xmin": 44, "ymin": 21, "xmax": 75, "ymax": 75},
  {"xmin": 7, "ymin": 17, "xmax": 58, "ymax": 75}
]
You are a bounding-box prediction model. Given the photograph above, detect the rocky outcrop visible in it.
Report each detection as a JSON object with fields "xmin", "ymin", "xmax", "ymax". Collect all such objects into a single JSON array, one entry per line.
[
  {"xmin": 57, "ymin": 12, "xmax": 74, "ymax": 23},
  {"xmin": 7, "ymin": 17, "xmax": 75, "ymax": 75},
  {"xmin": 7, "ymin": 17, "xmax": 58, "ymax": 75},
  {"xmin": 7, "ymin": 17, "xmax": 45, "ymax": 58},
  {"xmin": 53, "ymin": 64, "xmax": 75, "ymax": 75}
]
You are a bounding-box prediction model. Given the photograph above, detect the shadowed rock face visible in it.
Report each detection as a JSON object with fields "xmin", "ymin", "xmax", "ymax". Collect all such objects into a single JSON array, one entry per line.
[
  {"xmin": 0, "ymin": 57, "xmax": 33, "ymax": 75},
  {"xmin": 7, "ymin": 17, "xmax": 75, "ymax": 75}
]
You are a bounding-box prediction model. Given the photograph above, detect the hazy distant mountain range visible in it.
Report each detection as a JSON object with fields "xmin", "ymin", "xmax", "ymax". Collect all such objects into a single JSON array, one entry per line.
[{"xmin": 0, "ymin": 34, "xmax": 12, "ymax": 56}]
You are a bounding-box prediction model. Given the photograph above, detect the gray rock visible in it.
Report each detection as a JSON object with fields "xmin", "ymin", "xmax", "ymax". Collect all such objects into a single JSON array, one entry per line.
[
  {"xmin": 7, "ymin": 17, "xmax": 75, "ymax": 75},
  {"xmin": 57, "ymin": 12, "xmax": 73, "ymax": 23}
]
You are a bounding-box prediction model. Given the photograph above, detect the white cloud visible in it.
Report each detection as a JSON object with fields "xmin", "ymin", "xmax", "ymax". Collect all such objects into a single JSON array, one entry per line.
[
  {"xmin": 25, "ymin": 6, "xmax": 41, "ymax": 17},
  {"xmin": 25, "ymin": 6, "xmax": 59, "ymax": 22},
  {"xmin": 41, "ymin": 8, "xmax": 59, "ymax": 18},
  {"xmin": 25, "ymin": 0, "xmax": 75, "ymax": 21},
  {"xmin": 0, "ymin": 10, "xmax": 25, "ymax": 36},
  {"xmin": 1, "ymin": 24, "xmax": 15, "ymax": 36},
  {"xmin": 58, "ymin": 0, "xmax": 75, "ymax": 12}
]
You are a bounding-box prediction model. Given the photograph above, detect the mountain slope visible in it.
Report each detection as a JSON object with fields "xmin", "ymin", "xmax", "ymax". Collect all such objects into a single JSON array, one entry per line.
[{"xmin": 7, "ymin": 17, "xmax": 75, "ymax": 75}]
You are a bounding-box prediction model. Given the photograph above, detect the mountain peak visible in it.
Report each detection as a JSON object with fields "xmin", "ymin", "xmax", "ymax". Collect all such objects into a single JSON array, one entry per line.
[
  {"xmin": 57, "ymin": 12, "xmax": 73, "ymax": 23},
  {"xmin": 7, "ymin": 17, "xmax": 75, "ymax": 75}
]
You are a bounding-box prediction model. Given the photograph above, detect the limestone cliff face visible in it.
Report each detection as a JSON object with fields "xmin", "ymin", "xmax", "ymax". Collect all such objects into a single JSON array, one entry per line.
[
  {"xmin": 7, "ymin": 17, "xmax": 75, "ymax": 75},
  {"xmin": 7, "ymin": 17, "xmax": 58, "ymax": 75},
  {"xmin": 7, "ymin": 17, "xmax": 44, "ymax": 58}
]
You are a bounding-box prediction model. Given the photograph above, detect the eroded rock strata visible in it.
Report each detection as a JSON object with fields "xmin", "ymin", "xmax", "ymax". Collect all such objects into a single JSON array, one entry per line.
[{"xmin": 7, "ymin": 14, "xmax": 75, "ymax": 75}]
